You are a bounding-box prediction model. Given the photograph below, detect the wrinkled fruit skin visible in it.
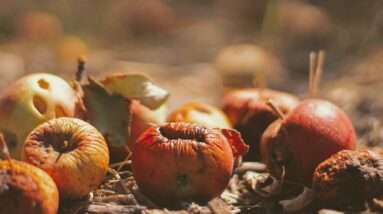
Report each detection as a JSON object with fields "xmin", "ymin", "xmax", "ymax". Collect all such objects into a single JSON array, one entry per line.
[
  {"xmin": 0, "ymin": 159, "xmax": 59, "ymax": 214},
  {"xmin": 313, "ymin": 150, "xmax": 383, "ymax": 207},
  {"xmin": 222, "ymin": 88, "xmax": 299, "ymax": 160},
  {"xmin": 0, "ymin": 73, "xmax": 78, "ymax": 159},
  {"xmin": 168, "ymin": 101, "xmax": 231, "ymax": 129},
  {"xmin": 22, "ymin": 117, "xmax": 110, "ymax": 199},
  {"xmin": 132, "ymin": 122, "xmax": 248, "ymax": 206},
  {"xmin": 260, "ymin": 99, "xmax": 357, "ymax": 186}
]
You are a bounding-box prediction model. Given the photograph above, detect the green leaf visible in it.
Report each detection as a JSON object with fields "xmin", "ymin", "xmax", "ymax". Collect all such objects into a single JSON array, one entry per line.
[
  {"xmin": 100, "ymin": 73, "xmax": 169, "ymax": 110},
  {"xmin": 82, "ymin": 77, "xmax": 130, "ymax": 147}
]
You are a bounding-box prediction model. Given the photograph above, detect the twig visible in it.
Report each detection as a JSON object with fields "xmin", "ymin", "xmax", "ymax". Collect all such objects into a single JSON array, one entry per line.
[{"xmin": 76, "ymin": 56, "xmax": 86, "ymax": 82}]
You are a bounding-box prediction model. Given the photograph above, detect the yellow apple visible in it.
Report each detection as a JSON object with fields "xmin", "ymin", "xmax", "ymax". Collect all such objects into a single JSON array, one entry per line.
[{"xmin": 168, "ymin": 101, "xmax": 231, "ymax": 129}]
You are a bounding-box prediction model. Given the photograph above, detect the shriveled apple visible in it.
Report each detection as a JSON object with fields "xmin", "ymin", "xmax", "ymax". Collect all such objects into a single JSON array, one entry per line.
[
  {"xmin": 22, "ymin": 117, "xmax": 109, "ymax": 199},
  {"xmin": 132, "ymin": 122, "xmax": 248, "ymax": 206},
  {"xmin": 0, "ymin": 134, "xmax": 59, "ymax": 214},
  {"xmin": 0, "ymin": 73, "xmax": 79, "ymax": 159}
]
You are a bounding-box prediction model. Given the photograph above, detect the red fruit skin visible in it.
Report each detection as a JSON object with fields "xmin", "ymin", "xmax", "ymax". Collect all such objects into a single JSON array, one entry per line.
[
  {"xmin": 222, "ymin": 88, "xmax": 298, "ymax": 160},
  {"xmin": 131, "ymin": 122, "xmax": 247, "ymax": 206},
  {"xmin": 279, "ymin": 99, "xmax": 357, "ymax": 186}
]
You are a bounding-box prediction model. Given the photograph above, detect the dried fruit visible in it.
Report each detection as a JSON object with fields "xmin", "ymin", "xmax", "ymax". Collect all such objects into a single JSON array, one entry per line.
[
  {"xmin": 313, "ymin": 150, "xmax": 383, "ymax": 207},
  {"xmin": 132, "ymin": 122, "xmax": 248, "ymax": 206},
  {"xmin": 222, "ymin": 88, "xmax": 299, "ymax": 159},
  {"xmin": 260, "ymin": 99, "xmax": 357, "ymax": 186},
  {"xmin": 168, "ymin": 101, "xmax": 231, "ymax": 129},
  {"xmin": 0, "ymin": 73, "xmax": 79, "ymax": 159},
  {"xmin": 22, "ymin": 117, "xmax": 109, "ymax": 199}
]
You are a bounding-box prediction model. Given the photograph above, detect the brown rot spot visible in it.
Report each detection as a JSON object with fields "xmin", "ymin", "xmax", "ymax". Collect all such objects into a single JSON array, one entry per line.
[
  {"xmin": 37, "ymin": 79, "xmax": 50, "ymax": 90},
  {"xmin": 55, "ymin": 105, "xmax": 67, "ymax": 117},
  {"xmin": 32, "ymin": 95, "xmax": 47, "ymax": 115}
]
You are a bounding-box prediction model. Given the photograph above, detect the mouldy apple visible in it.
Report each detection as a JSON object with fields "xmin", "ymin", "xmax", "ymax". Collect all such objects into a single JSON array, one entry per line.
[
  {"xmin": 22, "ymin": 117, "xmax": 109, "ymax": 199},
  {"xmin": 260, "ymin": 99, "xmax": 357, "ymax": 186},
  {"xmin": 132, "ymin": 122, "xmax": 248, "ymax": 206},
  {"xmin": 222, "ymin": 88, "xmax": 299, "ymax": 160},
  {"xmin": 0, "ymin": 159, "xmax": 59, "ymax": 214},
  {"xmin": 313, "ymin": 150, "xmax": 383, "ymax": 208},
  {"xmin": 168, "ymin": 101, "xmax": 231, "ymax": 129},
  {"xmin": 0, "ymin": 73, "xmax": 79, "ymax": 159}
]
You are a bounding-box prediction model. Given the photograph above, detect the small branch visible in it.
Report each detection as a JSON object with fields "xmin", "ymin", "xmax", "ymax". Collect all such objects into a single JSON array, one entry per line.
[
  {"xmin": 76, "ymin": 56, "xmax": 87, "ymax": 82},
  {"xmin": 308, "ymin": 50, "xmax": 326, "ymax": 97},
  {"xmin": 309, "ymin": 51, "xmax": 317, "ymax": 97},
  {"xmin": 312, "ymin": 50, "xmax": 325, "ymax": 97},
  {"xmin": 266, "ymin": 99, "xmax": 286, "ymax": 120}
]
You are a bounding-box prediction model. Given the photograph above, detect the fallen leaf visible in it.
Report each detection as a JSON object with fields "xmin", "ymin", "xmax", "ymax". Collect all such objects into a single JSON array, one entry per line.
[
  {"xmin": 101, "ymin": 73, "xmax": 169, "ymax": 110},
  {"xmin": 82, "ymin": 77, "xmax": 131, "ymax": 148}
]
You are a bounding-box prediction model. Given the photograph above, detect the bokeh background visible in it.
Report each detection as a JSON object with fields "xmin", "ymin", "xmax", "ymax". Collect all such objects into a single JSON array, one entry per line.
[{"xmin": 1, "ymin": 0, "xmax": 383, "ymax": 111}]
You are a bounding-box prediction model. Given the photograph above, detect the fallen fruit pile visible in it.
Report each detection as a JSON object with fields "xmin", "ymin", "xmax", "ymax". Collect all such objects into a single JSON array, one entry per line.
[{"xmin": 0, "ymin": 54, "xmax": 382, "ymax": 214}]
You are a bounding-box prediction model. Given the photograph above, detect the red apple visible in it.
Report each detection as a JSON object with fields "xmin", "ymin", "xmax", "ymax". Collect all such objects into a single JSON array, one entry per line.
[
  {"xmin": 222, "ymin": 88, "xmax": 299, "ymax": 160},
  {"xmin": 132, "ymin": 122, "xmax": 248, "ymax": 206},
  {"xmin": 260, "ymin": 99, "xmax": 357, "ymax": 186}
]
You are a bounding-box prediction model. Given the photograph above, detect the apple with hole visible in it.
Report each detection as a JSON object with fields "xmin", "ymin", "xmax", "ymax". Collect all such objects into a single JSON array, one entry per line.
[
  {"xmin": 260, "ymin": 99, "xmax": 357, "ymax": 186},
  {"xmin": 0, "ymin": 73, "xmax": 79, "ymax": 159}
]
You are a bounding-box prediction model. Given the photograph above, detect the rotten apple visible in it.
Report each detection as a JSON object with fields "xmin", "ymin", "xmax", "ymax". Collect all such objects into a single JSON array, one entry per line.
[
  {"xmin": 132, "ymin": 122, "xmax": 248, "ymax": 206},
  {"xmin": 222, "ymin": 88, "xmax": 299, "ymax": 160},
  {"xmin": 168, "ymin": 101, "xmax": 231, "ymax": 129},
  {"xmin": 0, "ymin": 159, "xmax": 59, "ymax": 214},
  {"xmin": 22, "ymin": 117, "xmax": 109, "ymax": 199},
  {"xmin": 0, "ymin": 73, "xmax": 79, "ymax": 159},
  {"xmin": 260, "ymin": 99, "xmax": 357, "ymax": 186}
]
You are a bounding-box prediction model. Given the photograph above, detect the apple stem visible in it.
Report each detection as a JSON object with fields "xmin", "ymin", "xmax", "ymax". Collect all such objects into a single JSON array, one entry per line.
[
  {"xmin": 76, "ymin": 56, "xmax": 87, "ymax": 82},
  {"xmin": 266, "ymin": 99, "xmax": 286, "ymax": 120},
  {"xmin": 308, "ymin": 50, "xmax": 326, "ymax": 97}
]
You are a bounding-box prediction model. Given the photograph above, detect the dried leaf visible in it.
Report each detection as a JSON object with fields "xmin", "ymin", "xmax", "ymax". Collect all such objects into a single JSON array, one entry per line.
[
  {"xmin": 220, "ymin": 129, "xmax": 249, "ymax": 158},
  {"xmin": 82, "ymin": 77, "xmax": 130, "ymax": 147},
  {"xmin": 101, "ymin": 73, "xmax": 169, "ymax": 110}
]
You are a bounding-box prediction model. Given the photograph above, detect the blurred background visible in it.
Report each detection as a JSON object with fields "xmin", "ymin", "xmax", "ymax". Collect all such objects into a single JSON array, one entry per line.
[{"xmin": 1, "ymin": 0, "xmax": 383, "ymax": 112}]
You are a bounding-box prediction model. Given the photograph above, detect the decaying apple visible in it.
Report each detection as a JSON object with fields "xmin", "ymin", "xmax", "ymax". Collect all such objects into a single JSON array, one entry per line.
[
  {"xmin": 168, "ymin": 101, "xmax": 231, "ymax": 129},
  {"xmin": 22, "ymin": 117, "xmax": 109, "ymax": 199},
  {"xmin": 0, "ymin": 73, "xmax": 79, "ymax": 159}
]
